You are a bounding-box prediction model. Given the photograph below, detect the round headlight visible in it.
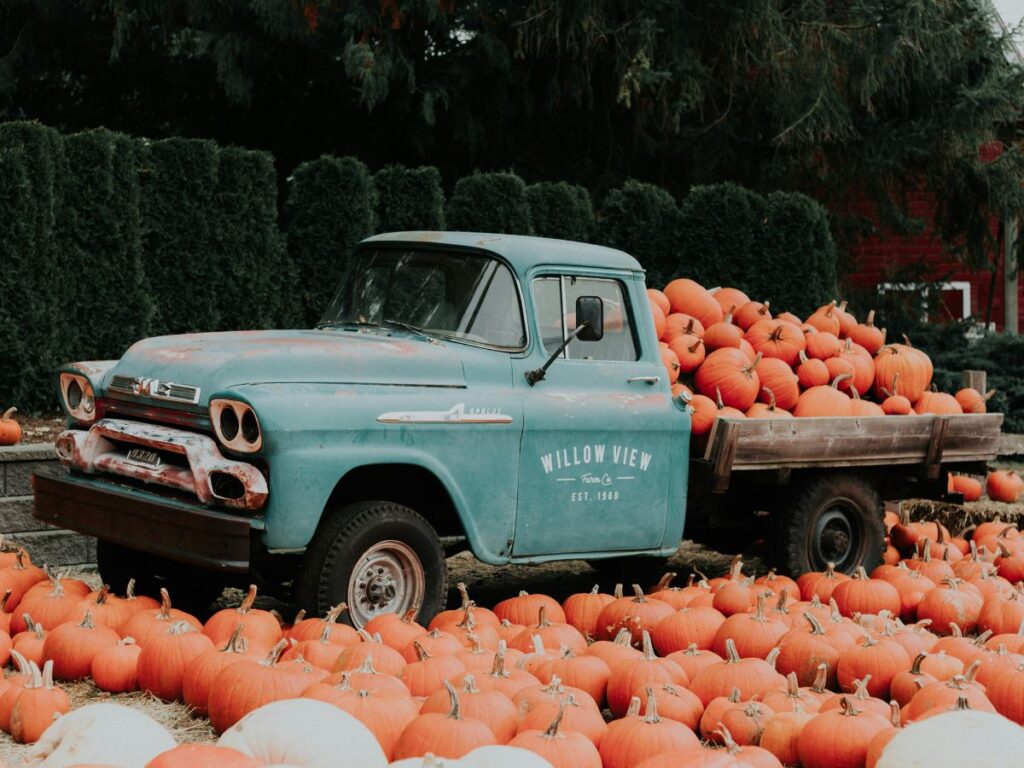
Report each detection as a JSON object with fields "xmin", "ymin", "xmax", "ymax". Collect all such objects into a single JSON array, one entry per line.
[
  {"xmin": 210, "ymin": 399, "xmax": 262, "ymax": 453},
  {"xmin": 66, "ymin": 379, "xmax": 83, "ymax": 410},
  {"xmin": 59, "ymin": 373, "xmax": 97, "ymax": 424},
  {"xmin": 220, "ymin": 407, "xmax": 239, "ymax": 441},
  {"xmin": 241, "ymin": 409, "xmax": 260, "ymax": 444}
]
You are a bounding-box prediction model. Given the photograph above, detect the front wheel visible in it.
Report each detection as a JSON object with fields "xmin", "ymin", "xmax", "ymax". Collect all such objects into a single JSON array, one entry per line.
[
  {"xmin": 771, "ymin": 473, "xmax": 886, "ymax": 576},
  {"xmin": 293, "ymin": 500, "xmax": 448, "ymax": 628}
]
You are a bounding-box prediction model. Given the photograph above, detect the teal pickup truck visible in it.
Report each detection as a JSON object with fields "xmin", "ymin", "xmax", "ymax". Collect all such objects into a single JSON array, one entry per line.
[{"xmin": 33, "ymin": 232, "xmax": 1003, "ymax": 623}]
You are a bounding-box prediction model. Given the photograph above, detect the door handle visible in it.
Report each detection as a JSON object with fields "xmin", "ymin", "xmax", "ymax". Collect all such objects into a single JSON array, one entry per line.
[{"xmin": 627, "ymin": 376, "xmax": 661, "ymax": 385}]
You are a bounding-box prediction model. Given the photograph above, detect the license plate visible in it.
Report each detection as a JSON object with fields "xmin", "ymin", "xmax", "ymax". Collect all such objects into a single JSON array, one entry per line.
[{"xmin": 126, "ymin": 448, "xmax": 162, "ymax": 467}]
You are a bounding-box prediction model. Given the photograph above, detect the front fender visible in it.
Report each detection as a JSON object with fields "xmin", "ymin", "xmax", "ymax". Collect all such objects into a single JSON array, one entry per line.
[{"xmin": 220, "ymin": 383, "xmax": 521, "ymax": 565}]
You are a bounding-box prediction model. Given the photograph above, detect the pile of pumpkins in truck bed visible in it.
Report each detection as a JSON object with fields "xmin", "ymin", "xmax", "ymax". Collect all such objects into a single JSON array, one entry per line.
[
  {"xmin": 647, "ymin": 279, "xmax": 995, "ymax": 438},
  {"xmin": 3, "ymin": 528, "xmax": 1024, "ymax": 768}
]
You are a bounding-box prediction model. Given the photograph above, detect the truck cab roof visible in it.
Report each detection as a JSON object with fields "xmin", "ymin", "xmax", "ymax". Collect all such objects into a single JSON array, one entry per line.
[{"xmin": 359, "ymin": 231, "xmax": 646, "ymax": 275}]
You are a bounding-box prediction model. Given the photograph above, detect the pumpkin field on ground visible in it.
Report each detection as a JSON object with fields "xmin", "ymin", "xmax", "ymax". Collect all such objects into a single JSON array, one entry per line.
[{"xmin": 2, "ymin": 510, "xmax": 1024, "ymax": 767}]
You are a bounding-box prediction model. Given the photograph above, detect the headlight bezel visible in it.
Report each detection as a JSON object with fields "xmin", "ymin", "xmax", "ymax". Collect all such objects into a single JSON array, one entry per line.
[
  {"xmin": 210, "ymin": 399, "xmax": 263, "ymax": 453},
  {"xmin": 58, "ymin": 373, "xmax": 96, "ymax": 424}
]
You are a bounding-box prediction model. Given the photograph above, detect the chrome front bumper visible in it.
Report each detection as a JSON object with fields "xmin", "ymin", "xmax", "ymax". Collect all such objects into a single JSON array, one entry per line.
[{"xmin": 54, "ymin": 418, "xmax": 268, "ymax": 511}]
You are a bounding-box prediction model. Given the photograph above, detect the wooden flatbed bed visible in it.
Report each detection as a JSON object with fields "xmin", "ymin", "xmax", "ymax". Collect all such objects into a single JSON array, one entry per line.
[{"xmin": 685, "ymin": 413, "xmax": 1005, "ymax": 575}]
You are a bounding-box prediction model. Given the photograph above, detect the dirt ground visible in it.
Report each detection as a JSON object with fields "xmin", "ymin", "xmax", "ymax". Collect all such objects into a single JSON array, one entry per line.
[
  {"xmin": 0, "ymin": 540, "xmax": 751, "ymax": 762},
  {"xmin": 3, "ymin": 413, "xmax": 64, "ymax": 445}
]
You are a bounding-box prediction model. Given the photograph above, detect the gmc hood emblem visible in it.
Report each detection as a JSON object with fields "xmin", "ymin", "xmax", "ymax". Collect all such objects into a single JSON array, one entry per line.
[{"xmin": 108, "ymin": 375, "xmax": 202, "ymax": 405}]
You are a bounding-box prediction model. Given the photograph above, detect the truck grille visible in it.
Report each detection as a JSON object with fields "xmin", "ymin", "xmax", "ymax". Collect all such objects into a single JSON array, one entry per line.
[{"xmin": 108, "ymin": 375, "xmax": 201, "ymax": 405}]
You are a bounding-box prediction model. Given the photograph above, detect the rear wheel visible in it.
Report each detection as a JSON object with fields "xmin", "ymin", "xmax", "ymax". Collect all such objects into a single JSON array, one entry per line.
[
  {"xmin": 772, "ymin": 473, "xmax": 886, "ymax": 576},
  {"xmin": 95, "ymin": 539, "xmax": 226, "ymax": 618},
  {"xmin": 294, "ymin": 500, "xmax": 448, "ymax": 628}
]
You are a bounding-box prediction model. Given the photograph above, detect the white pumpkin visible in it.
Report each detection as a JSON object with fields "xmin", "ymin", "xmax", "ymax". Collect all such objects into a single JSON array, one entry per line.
[
  {"xmin": 877, "ymin": 709, "xmax": 1024, "ymax": 768},
  {"xmin": 23, "ymin": 703, "xmax": 176, "ymax": 767},
  {"xmin": 389, "ymin": 756, "xmax": 467, "ymax": 768},
  {"xmin": 464, "ymin": 745, "xmax": 555, "ymax": 767},
  {"xmin": 217, "ymin": 699, "xmax": 387, "ymax": 768}
]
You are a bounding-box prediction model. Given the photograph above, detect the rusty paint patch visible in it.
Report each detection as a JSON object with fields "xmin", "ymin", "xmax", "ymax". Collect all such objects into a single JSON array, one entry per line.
[{"xmin": 58, "ymin": 419, "xmax": 267, "ymax": 511}]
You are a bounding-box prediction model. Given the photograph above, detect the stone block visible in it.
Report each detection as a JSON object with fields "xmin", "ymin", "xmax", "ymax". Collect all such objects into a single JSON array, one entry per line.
[
  {"xmin": 4, "ymin": 460, "xmax": 56, "ymax": 497},
  {"xmin": 7, "ymin": 530, "xmax": 96, "ymax": 566},
  {"xmin": 0, "ymin": 496, "xmax": 47, "ymax": 533}
]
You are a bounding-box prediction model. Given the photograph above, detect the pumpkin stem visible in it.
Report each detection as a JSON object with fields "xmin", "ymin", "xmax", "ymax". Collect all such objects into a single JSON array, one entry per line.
[
  {"xmin": 79, "ymin": 610, "xmax": 96, "ymax": 630},
  {"xmin": 156, "ymin": 588, "xmax": 174, "ymax": 619},
  {"xmin": 442, "ymin": 680, "xmax": 462, "ymax": 720},
  {"xmin": 765, "ymin": 646, "xmax": 781, "ymax": 670},
  {"xmin": 810, "ymin": 663, "xmax": 829, "ymax": 693},
  {"xmin": 803, "ymin": 612, "xmax": 826, "ymax": 636},
  {"xmin": 744, "ymin": 352, "xmax": 763, "ymax": 376},
  {"xmin": 41, "ymin": 659, "xmax": 54, "ymax": 689},
  {"xmin": 165, "ymin": 620, "xmax": 196, "ymax": 637},
  {"xmin": 530, "ymin": 634, "xmax": 546, "ymax": 656},
  {"xmin": 625, "ymin": 696, "xmax": 642, "ymax": 717},
  {"xmin": 640, "ymin": 630, "xmax": 655, "ymax": 660},
  {"xmin": 752, "ymin": 592, "xmax": 768, "ymax": 621},
  {"xmin": 714, "ymin": 724, "xmax": 742, "ymax": 755},
  {"xmin": 643, "ymin": 687, "xmax": 661, "ymax": 724},
  {"xmin": 852, "ymin": 675, "xmax": 872, "ymax": 700},
  {"xmin": 356, "ymin": 656, "xmax": 380, "ymax": 675},
  {"xmin": 724, "ymin": 637, "xmax": 741, "ymax": 664},
  {"xmin": 614, "ymin": 583, "xmax": 624, "ymax": 600},
  {"xmin": 456, "ymin": 582, "xmax": 471, "ymax": 611},
  {"xmin": 237, "ymin": 584, "xmax": 258, "ymax": 614},
  {"xmin": 831, "ymin": 373, "xmax": 853, "ymax": 389},
  {"xmin": 839, "ymin": 696, "xmax": 862, "ymax": 717},
  {"xmin": 412, "ymin": 641, "xmax": 432, "ymax": 663},
  {"xmin": 786, "ymin": 672, "xmax": 800, "ymax": 697},
  {"xmin": 715, "ymin": 387, "xmax": 726, "ymax": 410},
  {"xmin": 631, "ymin": 584, "xmax": 646, "ymax": 604},
  {"xmin": 1, "ymin": 407, "xmax": 16, "ymax": 421},
  {"xmin": 654, "ymin": 573, "xmax": 675, "ymax": 591},
  {"xmin": 910, "ymin": 652, "xmax": 927, "ymax": 676},
  {"xmin": 543, "ymin": 699, "xmax": 567, "ymax": 738},
  {"xmin": 488, "ymin": 649, "xmax": 508, "ymax": 679},
  {"xmin": 773, "ymin": 588, "xmax": 789, "ymax": 614},
  {"xmin": 613, "ymin": 627, "xmax": 633, "ymax": 647},
  {"xmin": 963, "ymin": 659, "xmax": 981, "ymax": 682}
]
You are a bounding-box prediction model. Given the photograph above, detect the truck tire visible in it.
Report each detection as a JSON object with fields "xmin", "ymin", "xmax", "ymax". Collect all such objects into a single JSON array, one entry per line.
[
  {"xmin": 294, "ymin": 500, "xmax": 448, "ymax": 629},
  {"xmin": 95, "ymin": 540, "xmax": 225, "ymax": 618},
  {"xmin": 772, "ymin": 473, "xmax": 886, "ymax": 577}
]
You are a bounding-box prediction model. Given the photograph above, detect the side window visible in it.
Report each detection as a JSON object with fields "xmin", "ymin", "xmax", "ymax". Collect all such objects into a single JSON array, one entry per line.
[{"xmin": 532, "ymin": 275, "xmax": 638, "ymax": 362}]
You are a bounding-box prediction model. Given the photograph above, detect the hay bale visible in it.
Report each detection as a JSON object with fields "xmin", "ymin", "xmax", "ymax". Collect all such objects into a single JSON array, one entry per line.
[{"xmin": 898, "ymin": 498, "xmax": 1024, "ymax": 536}]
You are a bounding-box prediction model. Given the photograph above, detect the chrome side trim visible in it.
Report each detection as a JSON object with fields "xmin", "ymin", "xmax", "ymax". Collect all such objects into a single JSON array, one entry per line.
[{"xmin": 377, "ymin": 403, "xmax": 513, "ymax": 424}]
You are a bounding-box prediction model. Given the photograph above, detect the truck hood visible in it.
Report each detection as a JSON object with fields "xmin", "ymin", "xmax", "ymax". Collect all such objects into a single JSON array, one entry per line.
[{"xmin": 108, "ymin": 329, "xmax": 465, "ymax": 399}]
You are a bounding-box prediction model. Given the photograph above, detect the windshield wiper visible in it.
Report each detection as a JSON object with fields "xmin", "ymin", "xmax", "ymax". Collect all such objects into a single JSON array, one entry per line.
[{"xmin": 320, "ymin": 319, "xmax": 432, "ymax": 339}]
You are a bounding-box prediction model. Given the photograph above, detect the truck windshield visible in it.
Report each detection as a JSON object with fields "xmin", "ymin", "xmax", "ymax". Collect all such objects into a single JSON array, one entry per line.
[{"xmin": 321, "ymin": 247, "xmax": 527, "ymax": 350}]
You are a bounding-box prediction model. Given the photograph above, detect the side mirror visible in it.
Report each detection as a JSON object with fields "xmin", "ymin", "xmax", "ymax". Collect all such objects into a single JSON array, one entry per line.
[{"xmin": 575, "ymin": 296, "xmax": 604, "ymax": 341}]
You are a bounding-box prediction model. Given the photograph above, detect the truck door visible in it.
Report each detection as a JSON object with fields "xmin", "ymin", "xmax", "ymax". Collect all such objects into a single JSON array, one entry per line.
[{"xmin": 511, "ymin": 272, "xmax": 680, "ymax": 558}]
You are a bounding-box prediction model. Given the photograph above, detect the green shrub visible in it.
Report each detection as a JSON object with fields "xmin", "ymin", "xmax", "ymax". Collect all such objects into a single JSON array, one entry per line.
[
  {"xmin": 374, "ymin": 164, "xmax": 445, "ymax": 232},
  {"xmin": 0, "ymin": 122, "xmax": 65, "ymax": 413},
  {"xmin": 909, "ymin": 324, "xmax": 1024, "ymax": 433},
  {"xmin": 756, "ymin": 191, "xmax": 837, "ymax": 318},
  {"xmin": 526, "ymin": 181, "xmax": 593, "ymax": 242},
  {"xmin": 138, "ymin": 137, "xmax": 222, "ymax": 336},
  {"xmin": 675, "ymin": 183, "xmax": 766, "ymax": 295},
  {"xmin": 213, "ymin": 146, "xmax": 293, "ymax": 329},
  {"xmin": 445, "ymin": 171, "xmax": 533, "ymax": 235},
  {"xmin": 61, "ymin": 128, "xmax": 152, "ymax": 361},
  {"xmin": 284, "ymin": 155, "xmax": 377, "ymax": 326},
  {"xmin": 595, "ymin": 180, "xmax": 681, "ymax": 288}
]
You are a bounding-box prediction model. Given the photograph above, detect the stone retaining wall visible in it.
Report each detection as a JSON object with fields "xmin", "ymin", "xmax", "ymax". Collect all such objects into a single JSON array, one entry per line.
[{"xmin": 0, "ymin": 443, "xmax": 95, "ymax": 566}]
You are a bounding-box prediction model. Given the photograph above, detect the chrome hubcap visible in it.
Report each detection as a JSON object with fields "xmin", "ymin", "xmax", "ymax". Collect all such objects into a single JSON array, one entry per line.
[{"xmin": 347, "ymin": 540, "xmax": 425, "ymax": 628}]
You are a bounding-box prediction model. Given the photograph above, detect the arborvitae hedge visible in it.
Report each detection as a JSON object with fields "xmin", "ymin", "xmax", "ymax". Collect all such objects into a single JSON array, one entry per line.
[
  {"xmin": 445, "ymin": 171, "xmax": 533, "ymax": 235},
  {"xmin": 214, "ymin": 146, "xmax": 292, "ymax": 330},
  {"xmin": 0, "ymin": 122, "xmax": 65, "ymax": 412},
  {"xmin": 756, "ymin": 191, "xmax": 837, "ymax": 318},
  {"xmin": 62, "ymin": 128, "xmax": 151, "ymax": 361},
  {"xmin": 284, "ymin": 155, "xmax": 377, "ymax": 326},
  {"xmin": 527, "ymin": 181, "xmax": 593, "ymax": 242},
  {"xmin": 139, "ymin": 138, "xmax": 221, "ymax": 336},
  {"xmin": 595, "ymin": 180, "xmax": 681, "ymax": 288},
  {"xmin": 374, "ymin": 164, "xmax": 445, "ymax": 232},
  {"xmin": 676, "ymin": 183, "xmax": 766, "ymax": 296}
]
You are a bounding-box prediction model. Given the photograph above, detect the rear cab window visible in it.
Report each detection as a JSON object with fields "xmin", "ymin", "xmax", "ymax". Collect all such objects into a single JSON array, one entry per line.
[{"xmin": 532, "ymin": 275, "xmax": 638, "ymax": 361}]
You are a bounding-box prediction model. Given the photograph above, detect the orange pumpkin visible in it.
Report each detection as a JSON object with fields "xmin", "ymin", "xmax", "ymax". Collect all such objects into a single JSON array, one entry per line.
[
  {"xmin": 664, "ymin": 279, "xmax": 723, "ymax": 328},
  {"xmin": 90, "ymin": 637, "xmax": 142, "ymax": 693},
  {"xmin": 747, "ymin": 387, "xmax": 794, "ymax": 419},
  {"xmin": 754, "ymin": 358, "xmax": 800, "ymax": 410},
  {"xmin": 734, "ymin": 300, "xmax": 772, "ymax": 331},
  {"xmin": 694, "ymin": 348, "xmax": 762, "ymax": 411},
  {"xmin": 848, "ymin": 310, "xmax": 887, "ymax": 355},
  {"xmin": 42, "ymin": 610, "xmax": 119, "ymax": 681},
  {"xmin": 914, "ymin": 390, "xmax": 963, "ymax": 415},
  {"xmin": 203, "ymin": 585, "xmax": 284, "ymax": 650},
  {"xmin": 797, "ymin": 697, "xmax": 891, "ymax": 768},
  {"xmin": 806, "ymin": 301, "xmax": 842, "ymax": 336},
  {"xmin": 667, "ymin": 333, "xmax": 705, "ymax": 374},
  {"xmin": 599, "ymin": 689, "xmax": 701, "ymax": 768},
  {"xmin": 9, "ymin": 660, "xmax": 69, "ymax": 744},
  {"xmin": 796, "ymin": 351, "xmax": 830, "ymax": 389},
  {"xmin": 138, "ymin": 620, "xmax": 216, "ymax": 701},
  {"xmin": 746, "ymin": 319, "xmax": 805, "ymax": 367},
  {"xmin": 508, "ymin": 700, "xmax": 603, "ymax": 767},
  {"xmin": 874, "ymin": 342, "xmax": 932, "ymax": 404},
  {"xmin": 0, "ymin": 408, "xmax": 21, "ymax": 447},
  {"xmin": 144, "ymin": 744, "xmax": 264, "ymax": 768},
  {"xmin": 794, "ymin": 375, "xmax": 854, "ymax": 418},
  {"xmin": 704, "ymin": 315, "xmax": 745, "ymax": 352},
  {"xmin": 647, "ymin": 288, "xmax": 670, "ymax": 317},
  {"xmin": 955, "ymin": 387, "xmax": 995, "ymax": 414},
  {"xmin": 987, "ymin": 470, "xmax": 1024, "ymax": 503},
  {"xmin": 880, "ymin": 373, "xmax": 912, "ymax": 415},
  {"xmin": 393, "ymin": 681, "xmax": 496, "ymax": 760},
  {"xmin": 804, "ymin": 329, "xmax": 843, "ymax": 360}
]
